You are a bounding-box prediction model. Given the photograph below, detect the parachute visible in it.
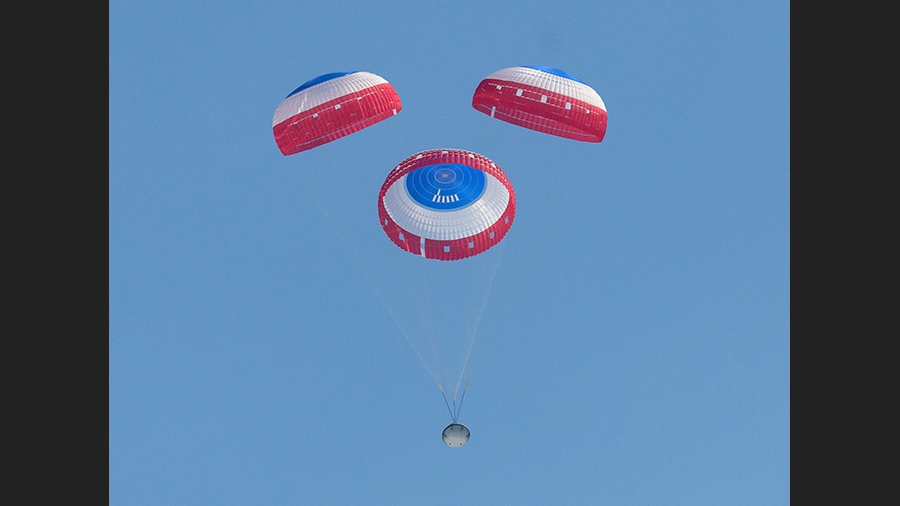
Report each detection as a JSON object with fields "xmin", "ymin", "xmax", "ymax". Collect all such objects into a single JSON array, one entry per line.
[
  {"xmin": 472, "ymin": 66, "xmax": 607, "ymax": 142},
  {"xmin": 376, "ymin": 149, "xmax": 516, "ymax": 424},
  {"xmin": 378, "ymin": 149, "xmax": 516, "ymax": 261},
  {"xmin": 273, "ymin": 71, "xmax": 402, "ymax": 155}
]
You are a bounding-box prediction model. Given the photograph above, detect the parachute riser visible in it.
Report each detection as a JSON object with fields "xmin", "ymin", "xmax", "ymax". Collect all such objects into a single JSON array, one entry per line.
[{"xmin": 442, "ymin": 389, "xmax": 467, "ymax": 423}]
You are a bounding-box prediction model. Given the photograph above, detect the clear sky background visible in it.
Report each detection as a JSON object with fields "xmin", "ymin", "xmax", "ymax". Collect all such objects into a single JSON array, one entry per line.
[{"xmin": 109, "ymin": 1, "xmax": 790, "ymax": 504}]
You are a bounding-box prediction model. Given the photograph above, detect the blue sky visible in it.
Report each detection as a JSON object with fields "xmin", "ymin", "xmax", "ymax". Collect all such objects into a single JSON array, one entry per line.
[{"xmin": 109, "ymin": 1, "xmax": 790, "ymax": 504}]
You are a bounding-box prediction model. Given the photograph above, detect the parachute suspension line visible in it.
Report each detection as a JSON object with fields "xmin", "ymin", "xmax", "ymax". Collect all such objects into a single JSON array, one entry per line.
[
  {"xmin": 412, "ymin": 257, "xmax": 445, "ymax": 391},
  {"xmin": 299, "ymin": 181, "xmax": 445, "ymax": 389},
  {"xmin": 451, "ymin": 243, "xmax": 506, "ymax": 398}
]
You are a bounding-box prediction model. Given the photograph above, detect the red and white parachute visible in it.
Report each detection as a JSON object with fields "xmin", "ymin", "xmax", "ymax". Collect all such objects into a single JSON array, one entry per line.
[
  {"xmin": 273, "ymin": 71, "xmax": 402, "ymax": 155},
  {"xmin": 472, "ymin": 66, "xmax": 607, "ymax": 142},
  {"xmin": 375, "ymin": 150, "xmax": 516, "ymax": 425},
  {"xmin": 378, "ymin": 149, "xmax": 516, "ymax": 261}
]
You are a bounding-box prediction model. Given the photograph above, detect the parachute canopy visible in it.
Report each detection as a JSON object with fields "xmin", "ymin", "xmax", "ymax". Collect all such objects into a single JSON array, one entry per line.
[
  {"xmin": 472, "ymin": 66, "xmax": 607, "ymax": 142},
  {"xmin": 378, "ymin": 149, "xmax": 516, "ymax": 261},
  {"xmin": 273, "ymin": 71, "xmax": 402, "ymax": 155}
]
